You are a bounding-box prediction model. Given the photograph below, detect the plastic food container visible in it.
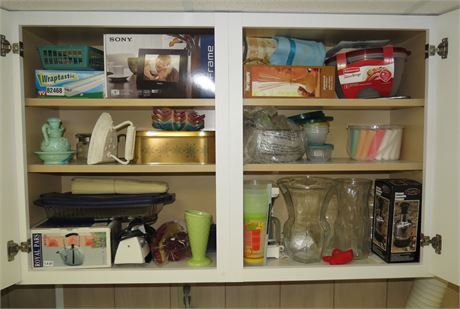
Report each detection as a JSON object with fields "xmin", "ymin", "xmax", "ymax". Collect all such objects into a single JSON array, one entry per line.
[
  {"xmin": 347, "ymin": 125, "xmax": 403, "ymax": 160},
  {"xmin": 34, "ymin": 192, "xmax": 175, "ymax": 219},
  {"xmin": 325, "ymin": 46, "xmax": 410, "ymax": 98},
  {"xmin": 244, "ymin": 129, "xmax": 305, "ymax": 163},
  {"xmin": 302, "ymin": 116, "xmax": 333, "ymax": 145},
  {"xmin": 243, "ymin": 181, "xmax": 271, "ymax": 265},
  {"xmin": 307, "ymin": 144, "xmax": 334, "ymax": 162}
]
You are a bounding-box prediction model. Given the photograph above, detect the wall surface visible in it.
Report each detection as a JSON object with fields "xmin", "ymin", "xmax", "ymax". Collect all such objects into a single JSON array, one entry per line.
[{"xmin": 1, "ymin": 280, "xmax": 459, "ymax": 308}]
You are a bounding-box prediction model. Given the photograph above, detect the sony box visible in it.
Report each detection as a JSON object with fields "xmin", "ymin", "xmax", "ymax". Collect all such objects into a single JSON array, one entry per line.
[
  {"xmin": 372, "ymin": 179, "xmax": 422, "ymax": 263},
  {"xmin": 244, "ymin": 64, "xmax": 335, "ymax": 98},
  {"xmin": 103, "ymin": 34, "xmax": 214, "ymax": 98},
  {"xmin": 35, "ymin": 70, "xmax": 105, "ymax": 98},
  {"xmin": 31, "ymin": 219, "xmax": 121, "ymax": 269}
]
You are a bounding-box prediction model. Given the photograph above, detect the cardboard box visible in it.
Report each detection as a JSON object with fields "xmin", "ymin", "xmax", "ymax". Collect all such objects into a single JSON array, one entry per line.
[
  {"xmin": 372, "ymin": 179, "xmax": 422, "ymax": 263},
  {"xmin": 35, "ymin": 70, "xmax": 104, "ymax": 98},
  {"xmin": 31, "ymin": 219, "xmax": 121, "ymax": 269},
  {"xmin": 103, "ymin": 34, "xmax": 214, "ymax": 98},
  {"xmin": 244, "ymin": 65, "xmax": 335, "ymax": 98}
]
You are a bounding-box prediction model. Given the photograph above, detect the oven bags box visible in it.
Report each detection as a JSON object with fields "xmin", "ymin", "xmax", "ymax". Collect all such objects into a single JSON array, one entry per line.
[
  {"xmin": 35, "ymin": 70, "xmax": 105, "ymax": 98},
  {"xmin": 243, "ymin": 64, "xmax": 335, "ymax": 98},
  {"xmin": 372, "ymin": 179, "xmax": 422, "ymax": 263},
  {"xmin": 31, "ymin": 219, "xmax": 121, "ymax": 269},
  {"xmin": 103, "ymin": 34, "xmax": 214, "ymax": 98}
]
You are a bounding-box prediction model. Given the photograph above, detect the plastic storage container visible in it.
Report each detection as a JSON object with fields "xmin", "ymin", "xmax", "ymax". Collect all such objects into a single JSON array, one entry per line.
[
  {"xmin": 34, "ymin": 192, "xmax": 175, "ymax": 219},
  {"xmin": 303, "ymin": 118, "xmax": 332, "ymax": 145},
  {"xmin": 243, "ymin": 181, "xmax": 271, "ymax": 265},
  {"xmin": 325, "ymin": 46, "xmax": 410, "ymax": 98},
  {"xmin": 307, "ymin": 144, "xmax": 334, "ymax": 162},
  {"xmin": 38, "ymin": 45, "xmax": 104, "ymax": 70},
  {"xmin": 347, "ymin": 125, "xmax": 403, "ymax": 160}
]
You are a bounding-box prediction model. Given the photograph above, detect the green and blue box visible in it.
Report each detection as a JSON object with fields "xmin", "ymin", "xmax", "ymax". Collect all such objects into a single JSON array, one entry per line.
[{"xmin": 35, "ymin": 70, "xmax": 105, "ymax": 98}]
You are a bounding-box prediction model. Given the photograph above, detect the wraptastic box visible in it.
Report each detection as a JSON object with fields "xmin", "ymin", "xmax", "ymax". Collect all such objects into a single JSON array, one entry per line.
[
  {"xmin": 244, "ymin": 65, "xmax": 335, "ymax": 98},
  {"xmin": 103, "ymin": 34, "xmax": 214, "ymax": 98},
  {"xmin": 31, "ymin": 219, "xmax": 121, "ymax": 269},
  {"xmin": 35, "ymin": 70, "xmax": 105, "ymax": 98},
  {"xmin": 372, "ymin": 179, "xmax": 422, "ymax": 263}
]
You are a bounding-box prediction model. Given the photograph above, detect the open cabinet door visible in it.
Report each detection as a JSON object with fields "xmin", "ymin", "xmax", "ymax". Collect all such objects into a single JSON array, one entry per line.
[
  {"xmin": 0, "ymin": 9, "xmax": 22, "ymax": 289},
  {"xmin": 429, "ymin": 9, "xmax": 459, "ymax": 286}
]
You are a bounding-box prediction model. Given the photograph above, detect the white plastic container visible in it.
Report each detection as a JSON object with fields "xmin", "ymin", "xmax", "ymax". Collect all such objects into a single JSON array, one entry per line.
[
  {"xmin": 347, "ymin": 125, "xmax": 403, "ymax": 160},
  {"xmin": 303, "ymin": 122, "xmax": 329, "ymax": 145},
  {"xmin": 306, "ymin": 144, "xmax": 334, "ymax": 162}
]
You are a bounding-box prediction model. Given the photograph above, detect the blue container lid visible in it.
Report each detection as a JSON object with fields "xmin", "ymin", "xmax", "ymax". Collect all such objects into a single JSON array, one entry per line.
[
  {"xmin": 308, "ymin": 144, "xmax": 334, "ymax": 150},
  {"xmin": 288, "ymin": 111, "xmax": 325, "ymax": 124},
  {"xmin": 302, "ymin": 116, "xmax": 334, "ymax": 125}
]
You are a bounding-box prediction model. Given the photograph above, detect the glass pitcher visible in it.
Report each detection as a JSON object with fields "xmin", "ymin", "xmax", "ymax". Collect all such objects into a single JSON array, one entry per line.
[
  {"xmin": 333, "ymin": 178, "xmax": 373, "ymax": 259},
  {"xmin": 277, "ymin": 176, "xmax": 335, "ymax": 263}
]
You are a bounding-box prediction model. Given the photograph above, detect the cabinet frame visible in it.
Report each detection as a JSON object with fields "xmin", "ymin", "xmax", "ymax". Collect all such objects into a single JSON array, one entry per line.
[{"xmin": 1, "ymin": 10, "xmax": 457, "ymax": 287}]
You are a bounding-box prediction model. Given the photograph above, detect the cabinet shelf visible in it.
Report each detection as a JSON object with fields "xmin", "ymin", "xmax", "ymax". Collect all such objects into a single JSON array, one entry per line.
[
  {"xmin": 22, "ymin": 252, "xmax": 218, "ymax": 284},
  {"xmin": 28, "ymin": 164, "xmax": 216, "ymax": 174},
  {"xmin": 26, "ymin": 98, "xmax": 215, "ymax": 109},
  {"xmin": 241, "ymin": 254, "xmax": 429, "ymax": 281},
  {"xmin": 244, "ymin": 159, "xmax": 423, "ymax": 172},
  {"xmin": 243, "ymin": 98, "xmax": 424, "ymax": 110}
]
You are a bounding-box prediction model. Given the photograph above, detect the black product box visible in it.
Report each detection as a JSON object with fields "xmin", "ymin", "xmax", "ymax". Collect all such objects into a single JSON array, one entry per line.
[
  {"xmin": 104, "ymin": 34, "xmax": 214, "ymax": 98},
  {"xmin": 372, "ymin": 179, "xmax": 422, "ymax": 263}
]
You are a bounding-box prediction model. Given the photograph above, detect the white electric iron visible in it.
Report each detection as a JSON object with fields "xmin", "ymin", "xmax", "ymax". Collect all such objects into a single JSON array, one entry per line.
[{"xmin": 87, "ymin": 112, "xmax": 136, "ymax": 165}]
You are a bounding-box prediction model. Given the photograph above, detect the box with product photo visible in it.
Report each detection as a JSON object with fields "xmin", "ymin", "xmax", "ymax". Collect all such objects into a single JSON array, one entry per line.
[
  {"xmin": 372, "ymin": 179, "xmax": 422, "ymax": 263},
  {"xmin": 243, "ymin": 64, "xmax": 335, "ymax": 98},
  {"xmin": 31, "ymin": 219, "xmax": 121, "ymax": 269},
  {"xmin": 35, "ymin": 70, "xmax": 105, "ymax": 98},
  {"xmin": 103, "ymin": 34, "xmax": 214, "ymax": 98}
]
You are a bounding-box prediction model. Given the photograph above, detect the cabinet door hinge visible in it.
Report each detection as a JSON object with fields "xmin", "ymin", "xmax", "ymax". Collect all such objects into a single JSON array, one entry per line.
[
  {"xmin": 7, "ymin": 239, "xmax": 31, "ymax": 261},
  {"xmin": 425, "ymin": 38, "xmax": 448, "ymax": 59},
  {"xmin": 420, "ymin": 233, "xmax": 442, "ymax": 254},
  {"xmin": 1, "ymin": 35, "xmax": 24, "ymax": 57}
]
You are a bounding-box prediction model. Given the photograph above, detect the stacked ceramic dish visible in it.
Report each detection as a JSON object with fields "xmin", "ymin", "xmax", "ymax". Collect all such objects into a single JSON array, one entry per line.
[
  {"xmin": 152, "ymin": 108, "xmax": 205, "ymax": 131},
  {"xmin": 288, "ymin": 111, "xmax": 334, "ymax": 162}
]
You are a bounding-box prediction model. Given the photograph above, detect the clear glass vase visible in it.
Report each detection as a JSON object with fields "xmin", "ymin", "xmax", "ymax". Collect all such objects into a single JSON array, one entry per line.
[
  {"xmin": 333, "ymin": 178, "xmax": 373, "ymax": 259},
  {"xmin": 278, "ymin": 176, "xmax": 335, "ymax": 263}
]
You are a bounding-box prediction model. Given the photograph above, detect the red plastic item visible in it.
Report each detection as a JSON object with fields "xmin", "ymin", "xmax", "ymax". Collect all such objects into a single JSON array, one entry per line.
[
  {"xmin": 335, "ymin": 45, "xmax": 394, "ymax": 98},
  {"xmin": 322, "ymin": 248, "xmax": 354, "ymax": 265}
]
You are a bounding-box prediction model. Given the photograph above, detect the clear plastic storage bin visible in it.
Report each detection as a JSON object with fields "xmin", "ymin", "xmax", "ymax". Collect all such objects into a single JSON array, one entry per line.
[{"xmin": 347, "ymin": 125, "xmax": 403, "ymax": 160}]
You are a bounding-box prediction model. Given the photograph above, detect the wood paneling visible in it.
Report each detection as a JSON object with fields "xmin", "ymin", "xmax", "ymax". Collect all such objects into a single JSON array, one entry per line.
[
  {"xmin": 334, "ymin": 280, "xmax": 387, "ymax": 308},
  {"xmin": 1, "ymin": 288, "xmax": 10, "ymax": 308},
  {"xmin": 170, "ymin": 284, "xmax": 225, "ymax": 309},
  {"xmin": 4, "ymin": 285, "xmax": 56, "ymax": 308},
  {"xmin": 441, "ymin": 283, "xmax": 460, "ymax": 309},
  {"xmin": 226, "ymin": 283, "xmax": 280, "ymax": 308},
  {"xmin": 280, "ymin": 281, "xmax": 334, "ymax": 308},
  {"xmin": 114, "ymin": 284, "xmax": 170, "ymax": 308},
  {"xmin": 386, "ymin": 279, "xmax": 413, "ymax": 308},
  {"xmin": 18, "ymin": 279, "xmax": 456, "ymax": 309},
  {"xmin": 64, "ymin": 285, "xmax": 114, "ymax": 308}
]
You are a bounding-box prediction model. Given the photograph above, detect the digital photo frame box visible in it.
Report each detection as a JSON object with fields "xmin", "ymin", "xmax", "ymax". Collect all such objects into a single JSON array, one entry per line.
[
  {"xmin": 372, "ymin": 179, "xmax": 422, "ymax": 263},
  {"xmin": 35, "ymin": 70, "xmax": 105, "ymax": 98},
  {"xmin": 31, "ymin": 219, "xmax": 121, "ymax": 269},
  {"xmin": 103, "ymin": 34, "xmax": 214, "ymax": 98}
]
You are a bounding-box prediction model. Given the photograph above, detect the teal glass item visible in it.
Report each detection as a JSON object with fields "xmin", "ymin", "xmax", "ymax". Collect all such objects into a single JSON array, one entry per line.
[
  {"xmin": 35, "ymin": 118, "xmax": 73, "ymax": 164},
  {"xmin": 40, "ymin": 118, "xmax": 71, "ymax": 152}
]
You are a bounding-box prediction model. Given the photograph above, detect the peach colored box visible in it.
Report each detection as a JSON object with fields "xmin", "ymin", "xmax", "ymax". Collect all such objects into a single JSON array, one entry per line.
[{"xmin": 244, "ymin": 64, "xmax": 336, "ymax": 98}]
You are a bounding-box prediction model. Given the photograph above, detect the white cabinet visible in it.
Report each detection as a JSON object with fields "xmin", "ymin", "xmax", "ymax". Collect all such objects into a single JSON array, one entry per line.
[{"xmin": 0, "ymin": 9, "xmax": 458, "ymax": 289}]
